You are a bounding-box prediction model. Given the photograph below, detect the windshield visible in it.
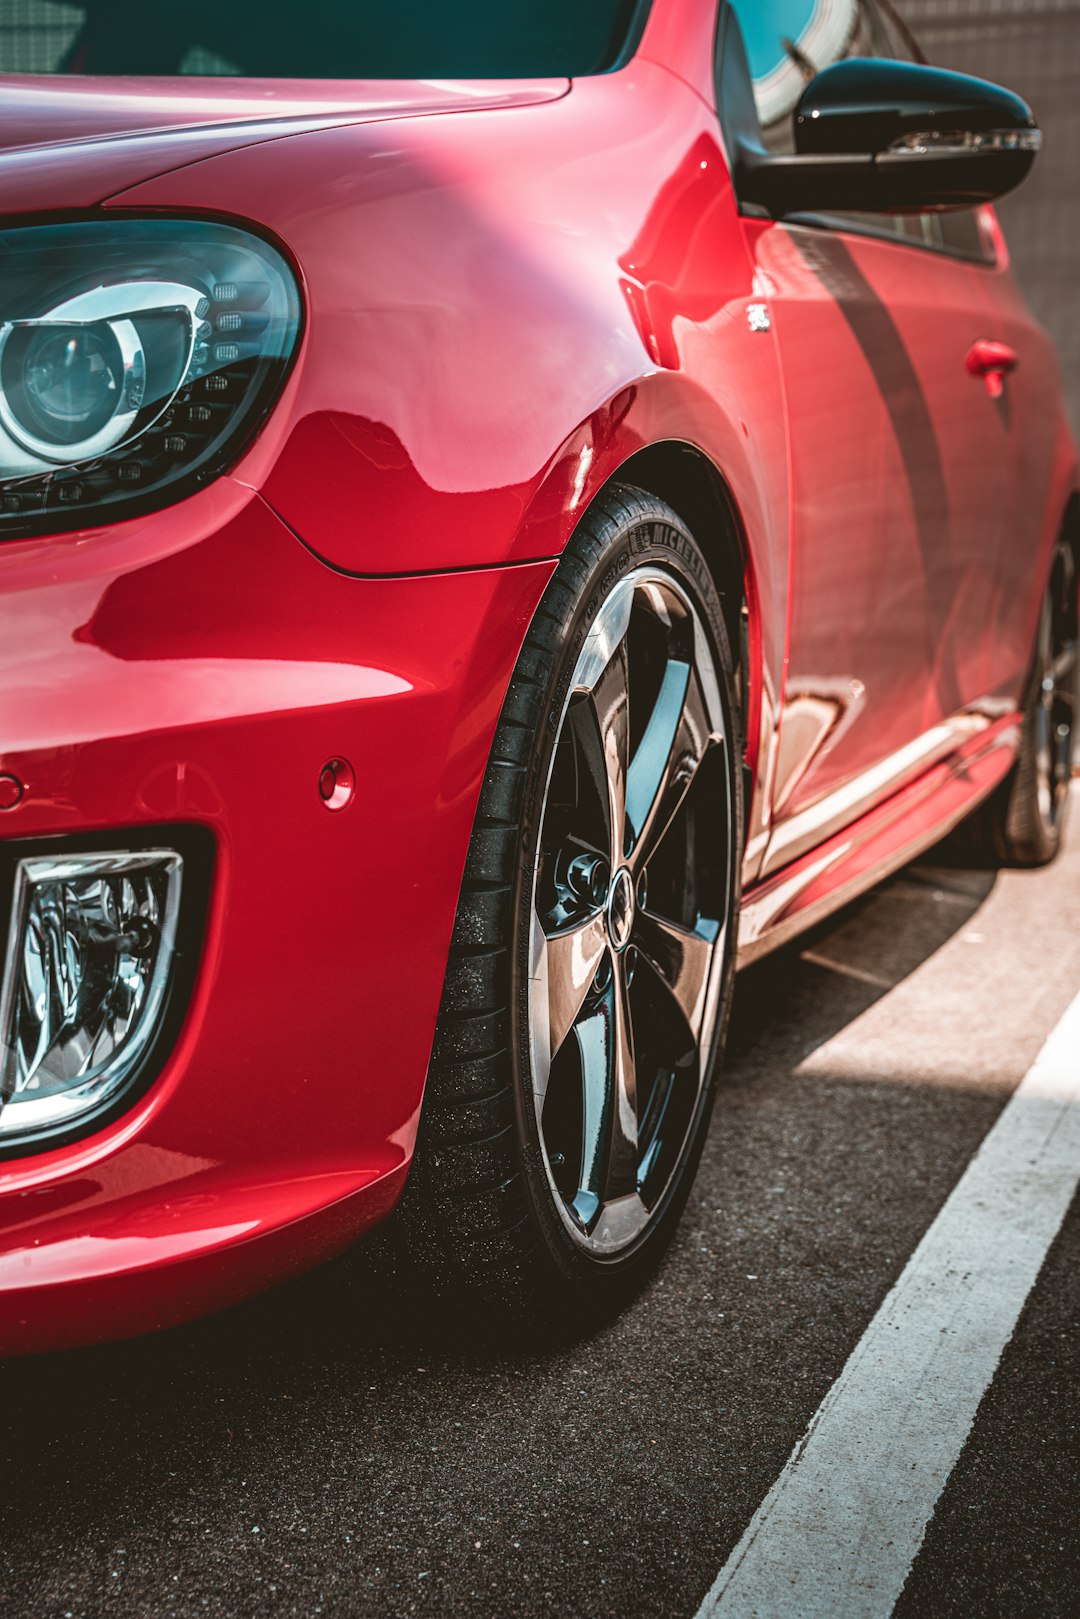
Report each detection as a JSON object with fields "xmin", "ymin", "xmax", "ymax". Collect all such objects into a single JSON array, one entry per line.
[{"xmin": 0, "ymin": 0, "xmax": 645, "ymax": 79}]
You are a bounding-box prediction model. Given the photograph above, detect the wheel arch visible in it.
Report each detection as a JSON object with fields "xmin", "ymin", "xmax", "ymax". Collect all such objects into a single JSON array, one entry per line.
[
  {"xmin": 594, "ymin": 440, "xmax": 751, "ymax": 716},
  {"xmin": 576, "ymin": 437, "xmax": 773, "ymax": 872}
]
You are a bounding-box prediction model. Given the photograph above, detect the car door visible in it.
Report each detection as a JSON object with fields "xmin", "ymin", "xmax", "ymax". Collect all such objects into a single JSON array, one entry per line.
[
  {"xmin": 952, "ymin": 205, "xmax": 1065, "ymax": 712},
  {"xmin": 722, "ymin": 0, "xmax": 1015, "ymax": 876},
  {"xmin": 863, "ymin": 4, "xmax": 1026, "ymax": 727}
]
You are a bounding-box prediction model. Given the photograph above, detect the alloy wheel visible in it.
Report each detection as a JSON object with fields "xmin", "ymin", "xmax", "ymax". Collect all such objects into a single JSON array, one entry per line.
[{"xmin": 528, "ymin": 567, "xmax": 732, "ymax": 1256}]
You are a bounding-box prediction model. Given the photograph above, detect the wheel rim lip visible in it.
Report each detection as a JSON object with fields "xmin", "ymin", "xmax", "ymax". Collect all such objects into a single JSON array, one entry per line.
[{"xmin": 526, "ymin": 563, "xmax": 731, "ymax": 1259}]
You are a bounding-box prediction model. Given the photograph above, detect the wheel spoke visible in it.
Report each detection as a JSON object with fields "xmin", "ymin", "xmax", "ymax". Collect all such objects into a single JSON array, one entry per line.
[
  {"xmin": 530, "ymin": 907, "xmax": 607, "ymax": 1109},
  {"xmin": 636, "ymin": 910, "xmax": 722, "ymax": 1044},
  {"xmin": 1049, "ymin": 643, "xmax": 1078, "ymax": 688},
  {"xmin": 576, "ymin": 640, "xmax": 630, "ymax": 870},
  {"xmin": 572, "ymin": 962, "xmax": 638, "ymax": 1227},
  {"xmin": 626, "ymin": 661, "xmax": 718, "ymax": 873},
  {"xmin": 609, "ymin": 962, "xmax": 639, "ymax": 1199}
]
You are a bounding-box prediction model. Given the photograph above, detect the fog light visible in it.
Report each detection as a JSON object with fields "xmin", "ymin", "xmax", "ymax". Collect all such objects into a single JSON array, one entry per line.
[{"xmin": 0, "ymin": 850, "xmax": 182, "ymax": 1143}]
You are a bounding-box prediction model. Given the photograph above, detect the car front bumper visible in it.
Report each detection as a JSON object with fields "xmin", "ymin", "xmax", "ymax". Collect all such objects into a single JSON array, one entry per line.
[{"xmin": 0, "ymin": 480, "xmax": 553, "ymax": 1353}]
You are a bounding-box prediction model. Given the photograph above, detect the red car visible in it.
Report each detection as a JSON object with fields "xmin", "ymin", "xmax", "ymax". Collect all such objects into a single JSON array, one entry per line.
[{"xmin": 0, "ymin": 0, "xmax": 1075, "ymax": 1354}]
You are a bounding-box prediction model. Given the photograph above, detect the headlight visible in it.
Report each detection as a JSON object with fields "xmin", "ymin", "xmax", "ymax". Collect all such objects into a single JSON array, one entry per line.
[
  {"xmin": 0, "ymin": 850, "xmax": 183, "ymax": 1144},
  {"xmin": 0, "ymin": 219, "xmax": 301, "ymax": 537}
]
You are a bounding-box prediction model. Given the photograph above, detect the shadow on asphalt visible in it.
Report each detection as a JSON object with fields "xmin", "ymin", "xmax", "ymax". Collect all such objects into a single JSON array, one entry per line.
[
  {"xmin": 729, "ymin": 858, "xmax": 996, "ymax": 1068},
  {"xmin": 0, "ymin": 853, "xmax": 1001, "ymax": 1517}
]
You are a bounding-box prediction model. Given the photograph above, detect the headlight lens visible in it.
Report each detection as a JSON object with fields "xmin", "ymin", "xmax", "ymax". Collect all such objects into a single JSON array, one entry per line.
[
  {"xmin": 6, "ymin": 321, "xmax": 131, "ymax": 447},
  {"xmin": 0, "ymin": 851, "xmax": 183, "ymax": 1143},
  {"xmin": 0, "ymin": 219, "xmax": 301, "ymax": 536}
]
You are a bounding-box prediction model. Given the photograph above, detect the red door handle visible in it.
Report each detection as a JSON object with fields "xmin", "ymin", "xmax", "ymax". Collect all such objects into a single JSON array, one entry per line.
[{"xmin": 966, "ymin": 338, "xmax": 1019, "ymax": 399}]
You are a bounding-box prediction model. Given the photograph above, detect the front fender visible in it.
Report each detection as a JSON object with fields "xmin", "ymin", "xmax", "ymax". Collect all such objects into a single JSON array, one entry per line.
[{"xmin": 106, "ymin": 66, "xmax": 788, "ymax": 589}]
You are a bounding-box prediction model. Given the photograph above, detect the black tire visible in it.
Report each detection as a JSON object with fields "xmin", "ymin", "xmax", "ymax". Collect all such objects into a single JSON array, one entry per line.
[
  {"xmin": 971, "ymin": 536, "xmax": 1077, "ymax": 868},
  {"xmin": 389, "ymin": 485, "xmax": 743, "ymax": 1324}
]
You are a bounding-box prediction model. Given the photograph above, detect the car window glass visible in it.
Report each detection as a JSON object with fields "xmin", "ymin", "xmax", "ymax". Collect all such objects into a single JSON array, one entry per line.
[
  {"xmin": 731, "ymin": 0, "xmax": 885, "ymax": 156},
  {"xmin": 727, "ymin": 0, "xmax": 989, "ymax": 255},
  {"xmin": 873, "ymin": 0, "xmax": 993, "ymax": 259},
  {"xmin": 0, "ymin": 0, "xmax": 644, "ymax": 78}
]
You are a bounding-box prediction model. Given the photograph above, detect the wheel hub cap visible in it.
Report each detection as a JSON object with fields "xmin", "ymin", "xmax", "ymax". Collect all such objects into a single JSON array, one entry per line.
[{"xmin": 606, "ymin": 867, "xmax": 635, "ymax": 952}]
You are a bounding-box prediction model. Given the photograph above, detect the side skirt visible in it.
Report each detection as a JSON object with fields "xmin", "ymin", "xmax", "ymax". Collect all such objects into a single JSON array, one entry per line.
[{"xmin": 736, "ymin": 713, "xmax": 1021, "ymax": 968}]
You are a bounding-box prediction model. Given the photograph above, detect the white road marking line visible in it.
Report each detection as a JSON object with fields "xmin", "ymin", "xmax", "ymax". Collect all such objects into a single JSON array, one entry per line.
[{"xmin": 696, "ymin": 988, "xmax": 1080, "ymax": 1619}]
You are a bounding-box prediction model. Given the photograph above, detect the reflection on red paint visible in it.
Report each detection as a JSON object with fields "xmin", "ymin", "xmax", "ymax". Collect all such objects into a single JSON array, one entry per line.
[{"xmin": 0, "ymin": 0, "xmax": 1074, "ymax": 1354}]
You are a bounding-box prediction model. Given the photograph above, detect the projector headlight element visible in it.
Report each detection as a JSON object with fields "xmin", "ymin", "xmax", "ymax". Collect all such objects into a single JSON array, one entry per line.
[
  {"xmin": 0, "ymin": 851, "xmax": 183, "ymax": 1144},
  {"xmin": 0, "ymin": 219, "xmax": 300, "ymax": 536}
]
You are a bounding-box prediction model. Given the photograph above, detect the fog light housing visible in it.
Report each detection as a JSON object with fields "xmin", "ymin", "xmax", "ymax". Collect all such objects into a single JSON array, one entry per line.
[{"xmin": 0, "ymin": 850, "xmax": 182, "ymax": 1143}]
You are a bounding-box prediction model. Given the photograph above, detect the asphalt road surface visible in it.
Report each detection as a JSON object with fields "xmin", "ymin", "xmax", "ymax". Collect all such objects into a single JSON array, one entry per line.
[{"xmin": 3, "ymin": 799, "xmax": 1079, "ymax": 1619}]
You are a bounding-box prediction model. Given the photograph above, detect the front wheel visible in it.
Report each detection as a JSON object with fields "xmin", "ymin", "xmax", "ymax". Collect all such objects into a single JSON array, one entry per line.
[{"xmin": 394, "ymin": 486, "xmax": 743, "ymax": 1320}]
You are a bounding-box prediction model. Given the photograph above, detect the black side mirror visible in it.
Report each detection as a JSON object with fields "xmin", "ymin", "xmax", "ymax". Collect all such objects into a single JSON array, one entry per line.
[{"xmin": 733, "ymin": 55, "xmax": 1041, "ymax": 218}]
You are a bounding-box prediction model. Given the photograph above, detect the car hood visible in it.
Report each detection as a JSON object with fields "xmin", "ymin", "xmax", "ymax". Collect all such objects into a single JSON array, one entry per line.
[{"xmin": 0, "ymin": 75, "xmax": 569, "ymax": 215}]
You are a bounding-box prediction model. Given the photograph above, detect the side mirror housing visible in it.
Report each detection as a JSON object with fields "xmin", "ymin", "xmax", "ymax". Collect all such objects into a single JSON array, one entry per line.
[{"xmin": 737, "ymin": 57, "xmax": 1041, "ymax": 217}]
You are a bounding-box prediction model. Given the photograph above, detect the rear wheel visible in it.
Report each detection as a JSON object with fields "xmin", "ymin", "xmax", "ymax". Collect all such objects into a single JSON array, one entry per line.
[
  {"xmin": 393, "ymin": 486, "xmax": 742, "ymax": 1320},
  {"xmin": 976, "ymin": 537, "xmax": 1077, "ymax": 867}
]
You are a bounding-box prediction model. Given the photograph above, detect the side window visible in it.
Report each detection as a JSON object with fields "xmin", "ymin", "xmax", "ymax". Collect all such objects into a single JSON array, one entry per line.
[
  {"xmin": 871, "ymin": 0, "xmax": 995, "ymax": 261},
  {"xmin": 936, "ymin": 208, "xmax": 995, "ymax": 261},
  {"xmin": 725, "ymin": 0, "xmax": 993, "ymax": 259},
  {"xmin": 732, "ymin": 0, "xmax": 879, "ymax": 157}
]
